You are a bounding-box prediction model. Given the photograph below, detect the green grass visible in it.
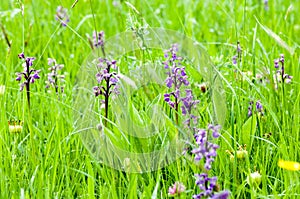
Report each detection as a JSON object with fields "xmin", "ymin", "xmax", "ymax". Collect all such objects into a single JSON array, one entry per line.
[{"xmin": 0, "ymin": 0, "xmax": 299, "ymax": 198}]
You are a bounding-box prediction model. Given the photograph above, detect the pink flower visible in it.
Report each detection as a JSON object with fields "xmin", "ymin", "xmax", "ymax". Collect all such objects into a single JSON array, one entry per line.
[{"xmin": 168, "ymin": 182, "xmax": 185, "ymax": 197}]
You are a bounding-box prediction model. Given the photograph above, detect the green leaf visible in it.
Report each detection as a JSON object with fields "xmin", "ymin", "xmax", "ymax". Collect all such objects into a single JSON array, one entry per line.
[
  {"xmin": 211, "ymin": 76, "xmax": 227, "ymax": 126},
  {"xmin": 242, "ymin": 115, "xmax": 257, "ymax": 147}
]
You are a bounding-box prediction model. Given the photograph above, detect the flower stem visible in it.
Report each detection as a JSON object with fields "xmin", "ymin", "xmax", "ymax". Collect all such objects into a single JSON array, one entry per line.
[
  {"xmin": 104, "ymin": 84, "xmax": 109, "ymax": 127},
  {"xmin": 26, "ymin": 83, "xmax": 30, "ymax": 108},
  {"xmin": 175, "ymin": 98, "xmax": 179, "ymax": 126},
  {"xmin": 26, "ymin": 62, "xmax": 30, "ymax": 108}
]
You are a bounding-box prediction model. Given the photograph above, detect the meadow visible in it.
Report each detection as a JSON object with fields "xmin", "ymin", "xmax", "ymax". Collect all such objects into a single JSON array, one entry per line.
[{"xmin": 0, "ymin": 0, "xmax": 299, "ymax": 198}]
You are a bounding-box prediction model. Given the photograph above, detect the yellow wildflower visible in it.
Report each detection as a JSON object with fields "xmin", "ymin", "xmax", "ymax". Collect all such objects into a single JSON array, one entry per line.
[{"xmin": 278, "ymin": 159, "xmax": 300, "ymax": 171}]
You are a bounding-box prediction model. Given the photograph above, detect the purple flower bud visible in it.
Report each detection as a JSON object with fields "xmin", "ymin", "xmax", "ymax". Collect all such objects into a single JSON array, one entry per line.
[
  {"xmin": 96, "ymin": 73, "xmax": 103, "ymax": 83},
  {"xmin": 185, "ymin": 89, "xmax": 192, "ymax": 97},
  {"xmin": 110, "ymin": 77, "xmax": 118, "ymax": 84},
  {"xmin": 48, "ymin": 58, "xmax": 56, "ymax": 66},
  {"xmin": 18, "ymin": 52, "xmax": 25, "ymax": 59},
  {"xmin": 30, "ymin": 78, "xmax": 35, "ymax": 84},
  {"xmin": 248, "ymin": 108, "xmax": 252, "ymax": 117},
  {"xmin": 111, "ymin": 60, "xmax": 117, "ymax": 69},
  {"xmin": 164, "ymin": 51, "xmax": 168, "ymax": 58},
  {"xmin": 181, "ymin": 106, "xmax": 187, "ymax": 115},
  {"xmin": 20, "ymin": 83, "xmax": 25, "ymax": 91},
  {"xmin": 164, "ymin": 93, "xmax": 170, "ymax": 102},
  {"xmin": 112, "ymin": 84, "xmax": 120, "ymax": 95},
  {"xmin": 212, "ymin": 131, "xmax": 220, "ymax": 138},
  {"xmin": 256, "ymin": 101, "xmax": 263, "ymax": 112},
  {"xmin": 279, "ymin": 54, "xmax": 284, "ymax": 63},
  {"xmin": 285, "ymin": 78, "xmax": 292, "ymax": 84},
  {"xmin": 168, "ymin": 101, "xmax": 175, "ymax": 108},
  {"xmin": 174, "ymin": 89, "xmax": 180, "ymax": 98},
  {"xmin": 25, "ymin": 57, "xmax": 35, "ymax": 67},
  {"xmin": 16, "ymin": 73, "xmax": 22, "ymax": 81},
  {"xmin": 48, "ymin": 75, "xmax": 55, "ymax": 84},
  {"xmin": 181, "ymin": 68, "xmax": 186, "ymax": 76},
  {"xmin": 211, "ymin": 190, "xmax": 230, "ymax": 199},
  {"xmin": 165, "ymin": 77, "xmax": 173, "ymax": 88},
  {"xmin": 163, "ymin": 61, "xmax": 169, "ymax": 69},
  {"xmin": 93, "ymin": 86, "xmax": 102, "ymax": 97},
  {"xmin": 274, "ymin": 59, "xmax": 279, "ymax": 68},
  {"xmin": 204, "ymin": 162, "xmax": 212, "ymax": 170},
  {"xmin": 232, "ymin": 55, "xmax": 237, "ymax": 65},
  {"xmin": 32, "ymin": 70, "xmax": 40, "ymax": 79},
  {"xmin": 103, "ymin": 69, "xmax": 108, "ymax": 74},
  {"xmin": 172, "ymin": 53, "xmax": 177, "ymax": 60}
]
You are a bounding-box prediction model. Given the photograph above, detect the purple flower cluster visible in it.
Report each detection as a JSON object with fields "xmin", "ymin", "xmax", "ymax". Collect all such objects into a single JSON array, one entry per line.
[
  {"xmin": 162, "ymin": 44, "xmax": 229, "ymax": 198},
  {"xmin": 90, "ymin": 30, "xmax": 119, "ymax": 125},
  {"xmin": 192, "ymin": 124, "xmax": 221, "ymax": 170},
  {"xmin": 55, "ymin": 6, "xmax": 69, "ymax": 26},
  {"xmin": 274, "ymin": 54, "xmax": 293, "ymax": 84},
  {"xmin": 193, "ymin": 173, "xmax": 230, "ymax": 199},
  {"xmin": 232, "ymin": 41, "xmax": 242, "ymax": 65},
  {"xmin": 181, "ymin": 89, "xmax": 200, "ymax": 127},
  {"xmin": 16, "ymin": 52, "xmax": 40, "ymax": 107},
  {"xmin": 181, "ymin": 89, "xmax": 199, "ymax": 115},
  {"xmin": 16, "ymin": 53, "xmax": 40, "ymax": 92},
  {"xmin": 93, "ymin": 31, "xmax": 105, "ymax": 48},
  {"xmin": 93, "ymin": 58, "xmax": 119, "ymax": 98},
  {"xmin": 192, "ymin": 124, "xmax": 230, "ymax": 199},
  {"xmin": 46, "ymin": 58, "xmax": 65, "ymax": 93},
  {"xmin": 247, "ymin": 100, "xmax": 263, "ymax": 117},
  {"xmin": 163, "ymin": 44, "xmax": 190, "ymax": 124}
]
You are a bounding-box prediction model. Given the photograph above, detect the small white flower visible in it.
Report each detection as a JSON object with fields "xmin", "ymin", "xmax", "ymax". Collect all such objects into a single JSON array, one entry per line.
[{"xmin": 247, "ymin": 171, "xmax": 262, "ymax": 187}]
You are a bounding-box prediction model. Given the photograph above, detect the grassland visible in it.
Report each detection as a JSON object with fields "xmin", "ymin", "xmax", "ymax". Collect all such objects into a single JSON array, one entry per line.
[{"xmin": 0, "ymin": 0, "xmax": 299, "ymax": 198}]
